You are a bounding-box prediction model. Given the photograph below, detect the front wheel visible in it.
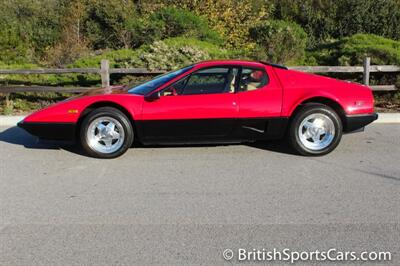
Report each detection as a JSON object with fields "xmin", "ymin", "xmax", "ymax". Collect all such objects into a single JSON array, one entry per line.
[
  {"xmin": 289, "ymin": 103, "xmax": 343, "ymax": 156},
  {"xmin": 80, "ymin": 107, "xmax": 134, "ymax": 158}
]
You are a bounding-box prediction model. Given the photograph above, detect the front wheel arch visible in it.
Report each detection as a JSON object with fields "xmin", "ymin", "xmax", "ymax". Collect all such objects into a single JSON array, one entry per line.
[{"xmin": 76, "ymin": 101, "xmax": 137, "ymax": 140}]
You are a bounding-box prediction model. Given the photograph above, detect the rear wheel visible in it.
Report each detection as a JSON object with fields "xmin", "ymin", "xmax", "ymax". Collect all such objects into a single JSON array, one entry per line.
[
  {"xmin": 289, "ymin": 103, "xmax": 342, "ymax": 156},
  {"xmin": 80, "ymin": 107, "xmax": 134, "ymax": 158}
]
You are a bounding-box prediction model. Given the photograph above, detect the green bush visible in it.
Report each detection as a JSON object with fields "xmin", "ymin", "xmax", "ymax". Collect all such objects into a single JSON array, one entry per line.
[
  {"xmin": 73, "ymin": 37, "xmax": 235, "ymax": 71},
  {"xmin": 150, "ymin": 7, "xmax": 222, "ymax": 45},
  {"xmin": 84, "ymin": 0, "xmax": 155, "ymax": 50},
  {"xmin": 162, "ymin": 37, "xmax": 236, "ymax": 59},
  {"xmin": 249, "ymin": 20, "xmax": 308, "ymax": 65},
  {"xmin": 1, "ymin": 37, "xmax": 236, "ymax": 88},
  {"xmin": 0, "ymin": 28, "xmax": 34, "ymax": 64},
  {"xmin": 0, "ymin": 0, "xmax": 63, "ymax": 62},
  {"xmin": 274, "ymin": 0, "xmax": 400, "ymax": 47},
  {"xmin": 137, "ymin": 40, "xmax": 210, "ymax": 71},
  {"xmin": 310, "ymin": 34, "xmax": 400, "ymax": 66},
  {"xmin": 334, "ymin": 0, "xmax": 400, "ymax": 41},
  {"xmin": 308, "ymin": 34, "xmax": 400, "ymax": 89},
  {"xmin": 71, "ymin": 49, "xmax": 140, "ymax": 69},
  {"xmin": 273, "ymin": 0, "xmax": 337, "ymax": 47},
  {"xmin": 338, "ymin": 34, "xmax": 400, "ymax": 66}
]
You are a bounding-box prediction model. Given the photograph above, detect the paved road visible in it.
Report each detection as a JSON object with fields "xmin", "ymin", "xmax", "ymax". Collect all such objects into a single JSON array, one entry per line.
[{"xmin": 0, "ymin": 124, "xmax": 399, "ymax": 265}]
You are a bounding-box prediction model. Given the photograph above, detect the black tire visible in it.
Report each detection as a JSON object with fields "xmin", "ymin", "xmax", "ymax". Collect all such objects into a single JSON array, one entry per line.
[
  {"xmin": 79, "ymin": 107, "xmax": 134, "ymax": 158},
  {"xmin": 288, "ymin": 103, "xmax": 343, "ymax": 156}
]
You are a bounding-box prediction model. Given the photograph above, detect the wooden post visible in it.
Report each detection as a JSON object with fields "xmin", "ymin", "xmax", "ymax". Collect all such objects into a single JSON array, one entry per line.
[
  {"xmin": 363, "ymin": 57, "xmax": 371, "ymax": 86},
  {"xmin": 100, "ymin": 59, "xmax": 110, "ymax": 88}
]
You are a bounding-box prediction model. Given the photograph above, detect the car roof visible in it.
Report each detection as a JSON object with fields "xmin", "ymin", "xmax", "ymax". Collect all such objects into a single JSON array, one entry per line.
[{"xmin": 195, "ymin": 60, "xmax": 288, "ymax": 70}]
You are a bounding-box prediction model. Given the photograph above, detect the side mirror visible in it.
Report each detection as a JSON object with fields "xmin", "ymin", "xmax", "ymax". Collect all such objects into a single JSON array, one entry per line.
[{"xmin": 144, "ymin": 91, "xmax": 160, "ymax": 102}]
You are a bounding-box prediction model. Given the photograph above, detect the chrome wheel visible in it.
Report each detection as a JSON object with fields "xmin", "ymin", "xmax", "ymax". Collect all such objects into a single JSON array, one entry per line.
[
  {"xmin": 86, "ymin": 117, "xmax": 125, "ymax": 154},
  {"xmin": 298, "ymin": 113, "xmax": 335, "ymax": 151}
]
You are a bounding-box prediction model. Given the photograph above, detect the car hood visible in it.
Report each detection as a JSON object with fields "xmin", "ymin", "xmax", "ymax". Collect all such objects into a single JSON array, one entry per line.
[{"xmin": 81, "ymin": 85, "xmax": 129, "ymax": 96}]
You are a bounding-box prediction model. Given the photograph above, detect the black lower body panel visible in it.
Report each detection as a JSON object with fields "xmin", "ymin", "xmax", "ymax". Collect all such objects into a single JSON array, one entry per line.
[
  {"xmin": 136, "ymin": 117, "xmax": 288, "ymax": 145},
  {"xmin": 344, "ymin": 113, "xmax": 378, "ymax": 132},
  {"xmin": 17, "ymin": 122, "xmax": 76, "ymax": 141},
  {"xmin": 236, "ymin": 117, "xmax": 288, "ymax": 140}
]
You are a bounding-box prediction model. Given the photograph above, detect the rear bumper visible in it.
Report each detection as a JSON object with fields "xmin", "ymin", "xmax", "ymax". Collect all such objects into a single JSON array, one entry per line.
[
  {"xmin": 17, "ymin": 121, "xmax": 76, "ymax": 141},
  {"xmin": 344, "ymin": 113, "xmax": 378, "ymax": 132}
]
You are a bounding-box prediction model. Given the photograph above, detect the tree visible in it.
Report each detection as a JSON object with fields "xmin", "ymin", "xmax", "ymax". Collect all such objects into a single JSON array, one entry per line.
[
  {"xmin": 249, "ymin": 20, "xmax": 308, "ymax": 64},
  {"xmin": 84, "ymin": 0, "xmax": 142, "ymax": 49},
  {"xmin": 141, "ymin": 0, "xmax": 273, "ymax": 49},
  {"xmin": 273, "ymin": 0, "xmax": 400, "ymax": 47},
  {"xmin": 0, "ymin": 0, "xmax": 63, "ymax": 61},
  {"xmin": 44, "ymin": 0, "xmax": 89, "ymax": 66},
  {"xmin": 150, "ymin": 7, "xmax": 222, "ymax": 45}
]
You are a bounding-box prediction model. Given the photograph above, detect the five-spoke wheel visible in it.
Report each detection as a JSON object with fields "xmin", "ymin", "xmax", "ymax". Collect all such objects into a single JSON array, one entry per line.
[
  {"xmin": 289, "ymin": 103, "xmax": 342, "ymax": 156},
  {"xmin": 80, "ymin": 107, "xmax": 134, "ymax": 158},
  {"xmin": 87, "ymin": 117, "xmax": 125, "ymax": 154}
]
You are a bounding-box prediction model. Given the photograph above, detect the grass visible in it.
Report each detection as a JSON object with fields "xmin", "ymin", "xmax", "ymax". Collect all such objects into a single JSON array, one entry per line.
[
  {"xmin": 0, "ymin": 92, "xmax": 73, "ymax": 115},
  {"xmin": 374, "ymin": 91, "xmax": 400, "ymax": 112}
]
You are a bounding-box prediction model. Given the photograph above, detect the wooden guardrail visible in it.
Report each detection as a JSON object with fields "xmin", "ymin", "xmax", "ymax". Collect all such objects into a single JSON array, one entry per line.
[{"xmin": 0, "ymin": 58, "xmax": 398, "ymax": 93}]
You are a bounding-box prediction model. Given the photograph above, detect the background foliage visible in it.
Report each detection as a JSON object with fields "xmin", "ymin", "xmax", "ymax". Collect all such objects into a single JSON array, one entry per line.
[
  {"xmin": 1, "ymin": 0, "xmax": 400, "ymax": 68},
  {"xmin": 249, "ymin": 20, "xmax": 308, "ymax": 65}
]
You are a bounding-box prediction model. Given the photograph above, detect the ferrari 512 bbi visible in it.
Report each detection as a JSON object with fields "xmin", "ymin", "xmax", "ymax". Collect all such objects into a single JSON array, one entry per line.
[{"xmin": 18, "ymin": 60, "xmax": 378, "ymax": 158}]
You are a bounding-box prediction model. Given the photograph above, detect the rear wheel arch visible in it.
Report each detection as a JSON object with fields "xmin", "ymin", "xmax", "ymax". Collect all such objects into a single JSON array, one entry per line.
[{"xmin": 289, "ymin": 97, "xmax": 346, "ymax": 127}]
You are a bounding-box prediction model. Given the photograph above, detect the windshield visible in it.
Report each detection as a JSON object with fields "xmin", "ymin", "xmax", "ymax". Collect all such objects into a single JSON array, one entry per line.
[{"xmin": 128, "ymin": 65, "xmax": 194, "ymax": 95}]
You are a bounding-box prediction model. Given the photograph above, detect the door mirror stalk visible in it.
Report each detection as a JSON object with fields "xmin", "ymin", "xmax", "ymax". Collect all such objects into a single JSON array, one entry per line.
[{"xmin": 144, "ymin": 91, "xmax": 160, "ymax": 101}]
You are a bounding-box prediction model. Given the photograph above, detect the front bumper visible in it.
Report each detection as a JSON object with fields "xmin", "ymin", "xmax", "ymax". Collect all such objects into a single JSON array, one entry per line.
[
  {"xmin": 344, "ymin": 113, "xmax": 378, "ymax": 132},
  {"xmin": 17, "ymin": 121, "xmax": 76, "ymax": 141}
]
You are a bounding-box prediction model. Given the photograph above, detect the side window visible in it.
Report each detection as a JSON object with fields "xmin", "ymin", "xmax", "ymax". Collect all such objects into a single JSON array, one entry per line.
[
  {"xmin": 238, "ymin": 68, "xmax": 268, "ymax": 92},
  {"xmin": 162, "ymin": 67, "xmax": 238, "ymax": 96}
]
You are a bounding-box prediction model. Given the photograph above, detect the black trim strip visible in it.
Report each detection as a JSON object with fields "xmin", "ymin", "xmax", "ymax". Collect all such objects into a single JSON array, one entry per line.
[{"xmin": 259, "ymin": 61, "xmax": 288, "ymax": 70}]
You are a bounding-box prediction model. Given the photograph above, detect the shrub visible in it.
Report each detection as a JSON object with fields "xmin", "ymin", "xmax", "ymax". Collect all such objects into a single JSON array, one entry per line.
[
  {"xmin": 73, "ymin": 38, "xmax": 236, "ymax": 71},
  {"xmin": 150, "ymin": 7, "xmax": 222, "ymax": 45},
  {"xmin": 71, "ymin": 49, "xmax": 140, "ymax": 69},
  {"xmin": 0, "ymin": 28, "xmax": 34, "ymax": 64},
  {"xmin": 308, "ymin": 34, "xmax": 400, "ymax": 91},
  {"xmin": 141, "ymin": 0, "xmax": 272, "ymax": 49},
  {"xmin": 138, "ymin": 41, "xmax": 209, "ymax": 71},
  {"xmin": 249, "ymin": 20, "xmax": 308, "ymax": 65},
  {"xmin": 273, "ymin": 0, "xmax": 400, "ymax": 47},
  {"xmin": 0, "ymin": 0, "xmax": 63, "ymax": 63},
  {"xmin": 162, "ymin": 37, "xmax": 235, "ymax": 59},
  {"xmin": 84, "ymin": 0, "xmax": 151, "ymax": 49},
  {"xmin": 338, "ymin": 34, "xmax": 400, "ymax": 66},
  {"xmin": 334, "ymin": 0, "xmax": 400, "ymax": 41},
  {"xmin": 310, "ymin": 34, "xmax": 400, "ymax": 66},
  {"xmin": 0, "ymin": 37, "xmax": 235, "ymax": 88},
  {"xmin": 273, "ymin": 0, "xmax": 339, "ymax": 47}
]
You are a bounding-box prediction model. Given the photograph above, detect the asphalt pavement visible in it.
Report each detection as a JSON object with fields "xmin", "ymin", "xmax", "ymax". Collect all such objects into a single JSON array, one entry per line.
[{"xmin": 0, "ymin": 124, "xmax": 399, "ymax": 265}]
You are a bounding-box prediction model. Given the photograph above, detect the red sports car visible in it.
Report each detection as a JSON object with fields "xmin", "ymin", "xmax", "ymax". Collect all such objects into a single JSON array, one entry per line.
[{"xmin": 18, "ymin": 60, "xmax": 378, "ymax": 158}]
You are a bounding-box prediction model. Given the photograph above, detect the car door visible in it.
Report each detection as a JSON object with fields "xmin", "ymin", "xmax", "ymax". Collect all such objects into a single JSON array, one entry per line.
[
  {"xmin": 236, "ymin": 66, "xmax": 284, "ymax": 139},
  {"xmin": 140, "ymin": 66, "xmax": 240, "ymax": 143}
]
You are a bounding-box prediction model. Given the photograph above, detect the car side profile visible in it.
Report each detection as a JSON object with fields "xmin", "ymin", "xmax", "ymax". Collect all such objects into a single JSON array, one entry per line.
[{"xmin": 18, "ymin": 60, "xmax": 378, "ymax": 158}]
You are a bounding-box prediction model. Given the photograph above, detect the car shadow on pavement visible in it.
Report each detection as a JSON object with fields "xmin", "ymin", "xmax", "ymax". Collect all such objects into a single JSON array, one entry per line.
[
  {"xmin": 246, "ymin": 140, "xmax": 298, "ymax": 155},
  {"xmin": 136, "ymin": 139, "xmax": 298, "ymax": 156},
  {"xmin": 0, "ymin": 126, "xmax": 297, "ymax": 156},
  {"xmin": 0, "ymin": 126, "xmax": 87, "ymax": 156}
]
